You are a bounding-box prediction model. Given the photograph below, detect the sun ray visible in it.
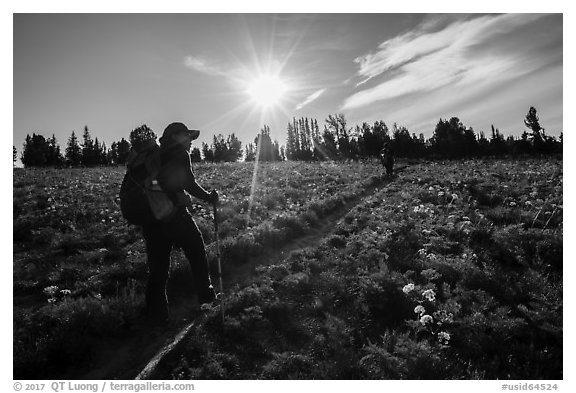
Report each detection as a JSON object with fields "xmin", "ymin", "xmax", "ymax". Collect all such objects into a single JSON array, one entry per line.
[{"xmin": 246, "ymin": 133, "xmax": 263, "ymax": 226}]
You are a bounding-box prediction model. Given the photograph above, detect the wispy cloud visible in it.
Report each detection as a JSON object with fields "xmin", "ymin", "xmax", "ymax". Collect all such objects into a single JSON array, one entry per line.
[
  {"xmin": 296, "ymin": 88, "xmax": 327, "ymax": 110},
  {"xmin": 184, "ymin": 55, "xmax": 227, "ymax": 76},
  {"xmin": 343, "ymin": 14, "xmax": 550, "ymax": 110}
]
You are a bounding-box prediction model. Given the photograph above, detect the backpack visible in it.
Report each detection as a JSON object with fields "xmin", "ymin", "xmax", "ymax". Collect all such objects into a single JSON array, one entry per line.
[{"xmin": 119, "ymin": 141, "xmax": 176, "ymax": 225}]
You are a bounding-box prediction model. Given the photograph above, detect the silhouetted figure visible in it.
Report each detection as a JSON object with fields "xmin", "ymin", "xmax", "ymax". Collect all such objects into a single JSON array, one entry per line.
[
  {"xmin": 380, "ymin": 143, "xmax": 394, "ymax": 177},
  {"xmin": 142, "ymin": 122, "xmax": 219, "ymax": 323}
]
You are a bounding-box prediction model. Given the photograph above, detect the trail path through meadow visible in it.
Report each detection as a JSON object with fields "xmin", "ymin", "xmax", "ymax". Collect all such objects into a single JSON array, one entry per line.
[{"xmin": 81, "ymin": 172, "xmax": 398, "ymax": 379}]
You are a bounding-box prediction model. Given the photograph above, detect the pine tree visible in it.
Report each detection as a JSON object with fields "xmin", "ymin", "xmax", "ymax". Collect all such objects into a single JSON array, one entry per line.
[
  {"xmin": 129, "ymin": 124, "xmax": 157, "ymax": 152},
  {"xmin": 116, "ymin": 138, "xmax": 131, "ymax": 164},
  {"xmin": 245, "ymin": 143, "xmax": 256, "ymax": 161},
  {"xmin": 325, "ymin": 113, "xmax": 352, "ymax": 158},
  {"xmin": 226, "ymin": 133, "xmax": 243, "ymax": 162},
  {"xmin": 202, "ymin": 142, "xmax": 214, "ymax": 162},
  {"xmin": 255, "ymin": 125, "xmax": 276, "ymax": 161},
  {"xmin": 190, "ymin": 147, "xmax": 202, "ymax": 162},
  {"xmin": 524, "ymin": 106, "xmax": 546, "ymax": 153},
  {"xmin": 212, "ymin": 134, "xmax": 228, "ymax": 162},
  {"xmin": 293, "ymin": 118, "xmax": 301, "ymax": 158},
  {"xmin": 286, "ymin": 122, "xmax": 297, "ymax": 160},
  {"xmin": 524, "ymin": 106, "xmax": 544, "ymax": 140},
  {"xmin": 81, "ymin": 126, "xmax": 97, "ymax": 166},
  {"xmin": 94, "ymin": 138, "xmax": 106, "ymax": 165},
  {"xmin": 21, "ymin": 133, "xmax": 49, "ymax": 167},
  {"xmin": 46, "ymin": 134, "xmax": 64, "ymax": 166},
  {"xmin": 108, "ymin": 142, "xmax": 119, "ymax": 164},
  {"xmin": 489, "ymin": 125, "xmax": 506, "ymax": 156},
  {"xmin": 65, "ymin": 131, "xmax": 82, "ymax": 166}
]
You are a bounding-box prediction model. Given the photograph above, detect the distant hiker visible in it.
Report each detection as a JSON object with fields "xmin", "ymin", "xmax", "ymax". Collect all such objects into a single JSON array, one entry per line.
[
  {"xmin": 380, "ymin": 143, "xmax": 394, "ymax": 176},
  {"xmin": 142, "ymin": 122, "xmax": 219, "ymax": 323}
]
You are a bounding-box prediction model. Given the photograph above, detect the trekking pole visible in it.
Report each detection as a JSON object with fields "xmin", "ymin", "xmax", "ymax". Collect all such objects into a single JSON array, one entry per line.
[{"xmin": 213, "ymin": 202, "xmax": 225, "ymax": 323}]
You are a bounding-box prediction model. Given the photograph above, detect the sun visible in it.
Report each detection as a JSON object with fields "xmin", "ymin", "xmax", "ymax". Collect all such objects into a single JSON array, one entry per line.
[{"xmin": 246, "ymin": 74, "xmax": 288, "ymax": 109}]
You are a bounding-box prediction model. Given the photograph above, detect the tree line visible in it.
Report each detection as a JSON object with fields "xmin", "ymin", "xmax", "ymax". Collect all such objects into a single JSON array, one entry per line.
[
  {"xmin": 283, "ymin": 107, "xmax": 561, "ymax": 161},
  {"xmin": 15, "ymin": 106, "xmax": 561, "ymax": 168}
]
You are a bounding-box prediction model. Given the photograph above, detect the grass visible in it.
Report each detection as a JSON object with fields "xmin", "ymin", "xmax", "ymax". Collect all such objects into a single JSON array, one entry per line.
[{"xmin": 13, "ymin": 157, "xmax": 562, "ymax": 379}]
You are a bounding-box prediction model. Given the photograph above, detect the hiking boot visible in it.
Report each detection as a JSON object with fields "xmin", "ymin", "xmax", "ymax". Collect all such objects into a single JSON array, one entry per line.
[{"xmin": 198, "ymin": 285, "xmax": 216, "ymax": 304}]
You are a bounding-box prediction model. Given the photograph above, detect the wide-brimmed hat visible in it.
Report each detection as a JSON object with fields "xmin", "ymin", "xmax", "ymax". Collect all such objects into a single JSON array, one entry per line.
[{"xmin": 160, "ymin": 122, "xmax": 200, "ymax": 143}]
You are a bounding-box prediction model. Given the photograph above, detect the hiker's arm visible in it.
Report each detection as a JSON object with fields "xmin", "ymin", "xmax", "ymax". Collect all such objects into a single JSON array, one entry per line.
[
  {"xmin": 181, "ymin": 159, "xmax": 218, "ymax": 204},
  {"xmin": 186, "ymin": 180, "xmax": 214, "ymax": 203},
  {"xmin": 161, "ymin": 150, "xmax": 217, "ymax": 204}
]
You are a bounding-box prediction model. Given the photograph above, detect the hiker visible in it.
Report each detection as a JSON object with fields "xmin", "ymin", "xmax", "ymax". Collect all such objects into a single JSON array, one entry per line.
[
  {"xmin": 142, "ymin": 122, "xmax": 219, "ymax": 322},
  {"xmin": 380, "ymin": 143, "xmax": 394, "ymax": 176}
]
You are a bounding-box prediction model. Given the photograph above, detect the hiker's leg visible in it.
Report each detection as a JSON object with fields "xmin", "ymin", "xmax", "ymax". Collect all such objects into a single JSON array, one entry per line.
[
  {"xmin": 142, "ymin": 223, "xmax": 172, "ymax": 320},
  {"xmin": 386, "ymin": 159, "xmax": 394, "ymax": 176},
  {"xmin": 172, "ymin": 213, "xmax": 214, "ymax": 301}
]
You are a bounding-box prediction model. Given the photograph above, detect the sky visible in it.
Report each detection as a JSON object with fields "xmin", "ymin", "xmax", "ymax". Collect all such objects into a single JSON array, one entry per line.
[{"xmin": 13, "ymin": 12, "xmax": 563, "ymax": 154}]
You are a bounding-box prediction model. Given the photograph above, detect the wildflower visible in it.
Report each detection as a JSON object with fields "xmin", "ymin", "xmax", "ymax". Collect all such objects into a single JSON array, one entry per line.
[
  {"xmin": 422, "ymin": 289, "xmax": 436, "ymax": 302},
  {"xmin": 509, "ymin": 201, "xmax": 517, "ymax": 207},
  {"xmin": 60, "ymin": 289, "xmax": 71, "ymax": 296},
  {"xmin": 402, "ymin": 283, "xmax": 415, "ymax": 294},
  {"xmin": 414, "ymin": 305, "xmax": 426, "ymax": 315},
  {"xmin": 433, "ymin": 310, "xmax": 454, "ymax": 324},
  {"xmin": 43, "ymin": 286, "xmax": 59, "ymax": 297},
  {"xmin": 420, "ymin": 315, "xmax": 433, "ymax": 325},
  {"xmin": 437, "ymin": 331, "xmax": 451, "ymax": 344},
  {"xmin": 438, "ymin": 191, "xmax": 445, "ymax": 197},
  {"xmin": 421, "ymin": 268, "xmax": 441, "ymax": 281},
  {"xmin": 451, "ymin": 193, "xmax": 458, "ymax": 200}
]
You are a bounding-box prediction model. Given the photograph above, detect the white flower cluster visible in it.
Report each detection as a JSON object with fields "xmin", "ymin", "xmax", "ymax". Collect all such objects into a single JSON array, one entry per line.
[
  {"xmin": 420, "ymin": 315, "xmax": 433, "ymax": 325},
  {"xmin": 43, "ymin": 285, "xmax": 71, "ymax": 304},
  {"xmin": 437, "ymin": 331, "xmax": 451, "ymax": 344},
  {"xmin": 433, "ymin": 309, "xmax": 454, "ymax": 325},
  {"xmin": 402, "ymin": 282, "xmax": 453, "ymax": 345},
  {"xmin": 422, "ymin": 289, "xmax": 436, "ymax": 302},
  {"xmin": 43, "ymin": 286, "xmax": 59, "ymax": 297},
  {"xmin": 413, "ymin": 204, "xmax": 435, "ymax": 215},
  {"xmin": 414, "ymin": 305, "xmax": 426, "ymax": 315}
]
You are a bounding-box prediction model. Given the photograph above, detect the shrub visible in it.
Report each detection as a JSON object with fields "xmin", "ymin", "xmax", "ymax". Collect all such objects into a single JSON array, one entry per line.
[
  {"xmin": 14, "ymin": 296, "xmax": 137, "ymax": 379},
  {"xmin": 357, "ymin": 272, "xmax": 414, "ymax": 330},
  {"xmin": 359, "ymin": 331, "xmax": 448, "ymax": 379},
  {"xmin": 261, "ymin": 352, "xmax": 315, "ymax": 379}
]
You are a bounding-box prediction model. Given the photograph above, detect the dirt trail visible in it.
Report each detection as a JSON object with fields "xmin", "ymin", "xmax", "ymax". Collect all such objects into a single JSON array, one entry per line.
[
  {"xmin": 226, "ymin": 175, "xmax": 393, "ymax": 286},
  {"xmin": 79, "ymin": 174, "xmax": 395, "ymax": 380}
]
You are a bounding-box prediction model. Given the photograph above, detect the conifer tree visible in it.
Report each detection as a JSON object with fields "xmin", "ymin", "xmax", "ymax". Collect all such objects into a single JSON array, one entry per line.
[
  {"xmin": 129, "ymin": 124, "xmax": 157, "ymax": 152},
  {"xmin": 21, "ymin": 133, "xmax": 49, "ymax": 167},
  {"xmin": 46, "ymin": 134, "xmax": 64, "ymax": 166},
  {"xmin": 524, "ymin": 106, "xmax": 546, "ymax": 153},
  {"xmin": 65, "ymin": 131, "xmax": 82, "ymax": 166}
]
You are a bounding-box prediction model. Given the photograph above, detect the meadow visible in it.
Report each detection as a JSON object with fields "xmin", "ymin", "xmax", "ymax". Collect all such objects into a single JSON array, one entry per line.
[{"xmin": 13, "ymin": 158, "xmax": 562, "ymax": 379}]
